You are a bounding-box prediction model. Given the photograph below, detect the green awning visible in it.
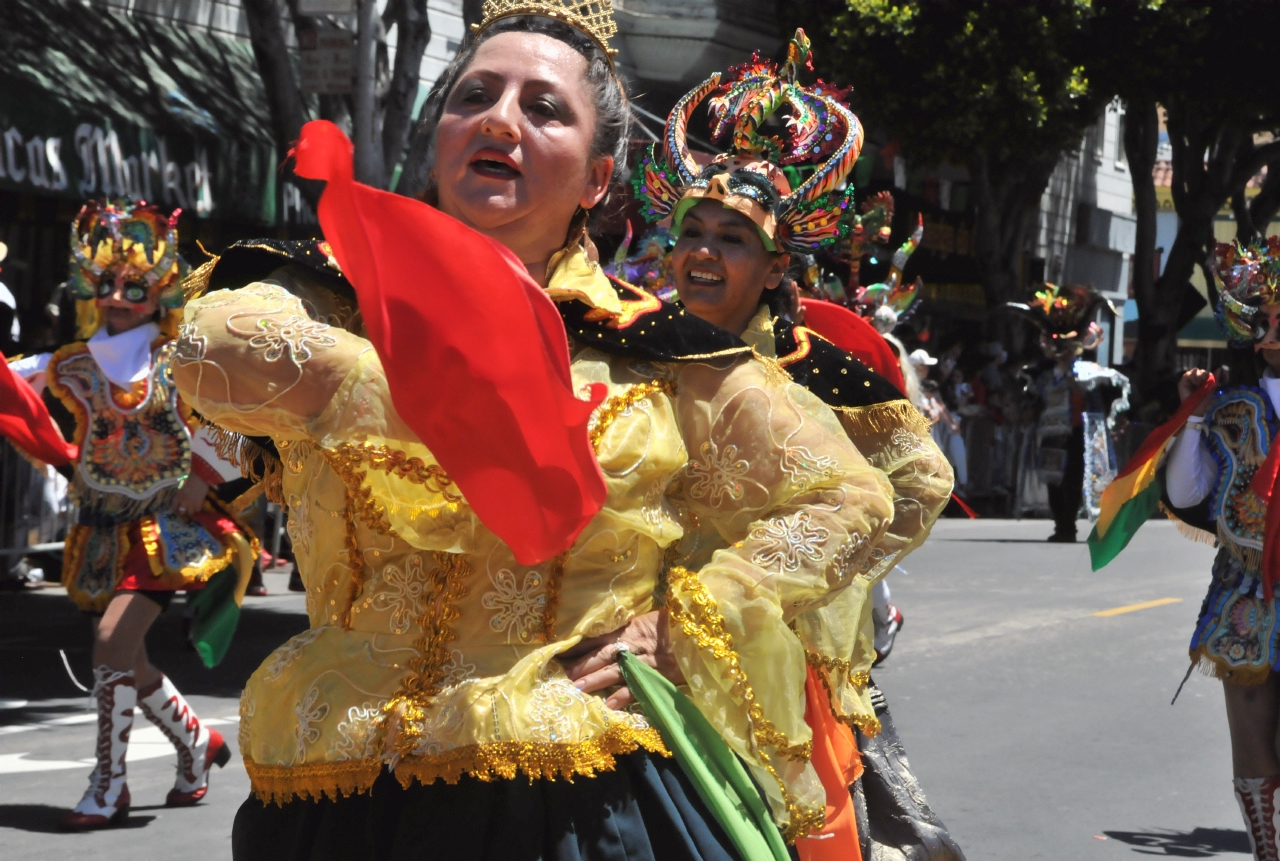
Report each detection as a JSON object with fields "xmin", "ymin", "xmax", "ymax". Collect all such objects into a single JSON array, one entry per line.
[
  {"xmin": 1177, "ymin": 314, "xmax": 1226, "ymax": 348},
  {"xmin": 0, "ymin": 1, "xmax": 285, "ymax": 226}
]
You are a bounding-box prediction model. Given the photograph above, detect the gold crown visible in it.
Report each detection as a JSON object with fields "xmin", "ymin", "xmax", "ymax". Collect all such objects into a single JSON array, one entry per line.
[{"xmin": 472, "ymin": 0, "xmax": 619, "ymax": 60}]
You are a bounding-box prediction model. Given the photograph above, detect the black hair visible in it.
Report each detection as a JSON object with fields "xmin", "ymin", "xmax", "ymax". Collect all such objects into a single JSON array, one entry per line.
[{"xmin": 410, "ymin": 16, "xmax": 630, "ymax": 209}]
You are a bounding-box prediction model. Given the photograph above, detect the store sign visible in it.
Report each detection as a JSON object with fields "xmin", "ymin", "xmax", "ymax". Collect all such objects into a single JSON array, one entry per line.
[
  {"xmin": 299, "ymin": 27, "xmax": 355, "ymax": 95},
  {"xmin": 0, "ymin": 119, "xmax": 213, "ymax": 215}
]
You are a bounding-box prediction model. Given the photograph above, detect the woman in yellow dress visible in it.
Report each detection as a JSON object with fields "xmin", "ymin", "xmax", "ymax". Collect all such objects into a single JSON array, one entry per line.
[{"xmin": 174, "ymin": 4, "xmax": 895, "ymax": 859}]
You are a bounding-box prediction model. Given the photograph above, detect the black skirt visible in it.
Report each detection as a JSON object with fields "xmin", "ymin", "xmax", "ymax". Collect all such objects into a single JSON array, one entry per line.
[{"xmin": 232, "ymin": 750, "xmax": 781, "ymax": 861}]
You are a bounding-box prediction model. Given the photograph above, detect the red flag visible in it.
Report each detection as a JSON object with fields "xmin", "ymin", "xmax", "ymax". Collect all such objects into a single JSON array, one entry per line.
[
  {"xmin": 292, "ymin": 120, "xmax": 606, "ymax": 565},
  {"xmin": 799, "ymin": 298, "xmax": 907, "ymax": 391},
  {"xmin": 0, "ymin": 354, "xmax": 77, "ymax": 467}
]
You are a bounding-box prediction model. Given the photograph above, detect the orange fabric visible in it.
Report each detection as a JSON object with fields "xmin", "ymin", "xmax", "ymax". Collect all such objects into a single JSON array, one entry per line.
[{"xmin": 796, "ymin": 666, "xmax": 863, "ymax": 861}]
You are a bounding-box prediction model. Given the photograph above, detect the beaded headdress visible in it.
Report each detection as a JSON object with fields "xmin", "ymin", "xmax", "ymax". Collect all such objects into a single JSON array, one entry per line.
[
  {"xmin": 470, "ymin": 0, "xmax": 618, "ymax": 63},
  {"xmin": 1212, "ymin": 238, "xmax": 1280, "ymax": 346},
  {"xmin": 632, "ymin": 28, "xmax": 865, "ymax": 255}
]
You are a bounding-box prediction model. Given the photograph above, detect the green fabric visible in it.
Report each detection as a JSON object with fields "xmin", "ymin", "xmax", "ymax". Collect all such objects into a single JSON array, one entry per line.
[
  {"xmin": 1087, "ymin": 477, "xmax": 1164, "ymax": 571},
  {"xmin": 618, "ymin": 651, "xmax": 790, "ymax": 861},
  {"xmin": 187, "ymin": 566, "xmax": 241, "ymax": 669}
]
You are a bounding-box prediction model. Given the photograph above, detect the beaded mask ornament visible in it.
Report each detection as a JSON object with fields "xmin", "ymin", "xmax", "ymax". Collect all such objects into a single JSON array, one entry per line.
[
  {"xmin": 1212, "ymin": 238, "xmax": 1280, "ymax": 346},
  {"xmin": 632, "ymin": 28, "xmax": 865, "ymax": 254},
  {"xmin": 68, "ymin": 200, "xmax": 186, "ymax": 313},
  {"xmin": 470, "ymin": 0, "xmax": 618, "ymax": 62}
]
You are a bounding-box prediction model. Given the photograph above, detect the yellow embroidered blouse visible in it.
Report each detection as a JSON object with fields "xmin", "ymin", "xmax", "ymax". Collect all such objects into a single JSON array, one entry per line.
[{"xmin": 172, "ymin": 257, "xmax": 894, "ymax": 840}]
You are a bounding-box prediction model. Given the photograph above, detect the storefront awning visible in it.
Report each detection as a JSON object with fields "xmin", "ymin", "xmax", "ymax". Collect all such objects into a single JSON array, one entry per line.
[{"xmin": 0, "ymin": 1, "xmax": 294, "ymax": 227}]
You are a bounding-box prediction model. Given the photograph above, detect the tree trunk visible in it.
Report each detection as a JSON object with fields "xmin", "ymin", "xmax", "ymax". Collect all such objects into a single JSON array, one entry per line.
[
  {"xmin": 970, "ymin": 148, "xmax": 1058, "ymax": 343},
  {"xmin": 242, "ymin": 0, "xmax": 320, "ymax": 208},
  {"xmin": 382, "ymin": 0, "xmax": 430, "ymax": 185},
  {"xmin": 353, "ymin": 0, "xmax": 385, "ymax": 187},
  {"xmin": 1124, "ymin": 99, "xmax": 1158, "ymax": 405}
]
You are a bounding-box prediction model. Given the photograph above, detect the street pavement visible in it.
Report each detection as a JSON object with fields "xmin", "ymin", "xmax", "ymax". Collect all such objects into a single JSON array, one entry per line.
[{"xmin": 0, "ymin": 520, "xmax": 1253, "ymax": 859}]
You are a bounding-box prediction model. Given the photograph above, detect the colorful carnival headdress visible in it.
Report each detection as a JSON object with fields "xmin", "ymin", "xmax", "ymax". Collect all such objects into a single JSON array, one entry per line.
[
  {"xmin": 633, "ymin": 28, "xmax": 865, "ymax": 254},
  {"xmin": 1212, "ymin": 237, "xmax": 1280, "ymax": 346},
  {"xmin": 1008, "ymin": 282, "xmax": 1109, "ymax": 357},
  {"xmin": 858, "ymin": 213, "xmax": 923, "ymax": 330},
  {"xmin": 470, "ymin": 0, "xmax": 618, "ymax": 62},
  {"xmin": 68, "ymin": 200, "xmax": 186, "ymax": 311}
]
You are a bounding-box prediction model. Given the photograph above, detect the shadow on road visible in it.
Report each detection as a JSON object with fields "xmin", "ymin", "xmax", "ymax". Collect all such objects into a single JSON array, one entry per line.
[
  {"xmin": 0, "ymin": 804, "xmax": 156, "ymax": 833},
  {"xmin": 1102, "ymin": 827, "xmax": 1252, "ymax": 857},
  {"xmin": 0, "ymin": 587, "xmax": 308, "ymax": 704}
]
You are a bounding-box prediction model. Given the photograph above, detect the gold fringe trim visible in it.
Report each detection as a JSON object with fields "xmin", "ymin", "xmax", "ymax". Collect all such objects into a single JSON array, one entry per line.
[
  {"xmin": 392, "ymin": 724, "xmax": 671, "ymax": 789},
  {"xmin": 1190, "ymin": 646, "xmax": 1274, "ymax": 686},
  {"xmin": 245, "ymin": 756, "xmax": 383, "ymax": 806},
  {"xmin": 245, "ymin": 725, "xmax": 671, "ymax": 805},
  {"xmin": 589, "ymin": 379, "xmax": 676, "ymax": 452},
  {"xmin": 666, "ymin": 566, "xmax": 824, "ymax": 843},
  {"xmin": 835, "ymin": 399, "xmax": 932, "ymax": 438},
  {"xmin": 1157, "ymin": 502, "xmax": 1217, "ymax": 546}
]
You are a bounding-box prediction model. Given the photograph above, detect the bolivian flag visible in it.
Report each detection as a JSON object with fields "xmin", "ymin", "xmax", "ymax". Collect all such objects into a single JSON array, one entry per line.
[{"xmin": 1088, "ymin": 376, "xmax": 1216, "ymax": 570}]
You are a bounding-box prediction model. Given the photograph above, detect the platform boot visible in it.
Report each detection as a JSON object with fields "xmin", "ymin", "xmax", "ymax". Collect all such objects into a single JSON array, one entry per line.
[
  {"xmin": 1235, "ymin": 776, "xmax": 1280, "ymax": 861},
  {"xmin": 61, "ymin": 667, "xmax": 135, "ymax": 830},
  {"xmin": 137, "ymin": 674, "xmax": 230, "ymax": 806}
]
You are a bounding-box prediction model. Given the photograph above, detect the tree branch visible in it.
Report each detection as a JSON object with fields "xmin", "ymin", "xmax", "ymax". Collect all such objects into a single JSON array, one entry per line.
[{"xmin": 382, "ymin": 0, "xmax": 430, "ymax": 184}]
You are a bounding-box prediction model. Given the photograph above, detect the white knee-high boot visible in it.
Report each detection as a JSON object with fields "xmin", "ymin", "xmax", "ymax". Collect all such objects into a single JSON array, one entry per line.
[
  {"xmin": 62, "ymin": 667, "xmax": 135, "ymax": 830},
  {"xmin": 137, "ymin": 674, "xmax": 229, "ymax": 806},
  {"xmin": 1236, "ymin": 776, "xmax": 1280, "ymax": 861}
]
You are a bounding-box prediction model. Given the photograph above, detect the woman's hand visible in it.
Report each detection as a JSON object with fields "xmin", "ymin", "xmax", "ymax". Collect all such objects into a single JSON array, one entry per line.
[
  {"xmin": 558, "ymin": 610, "xmax": 684, "ymax": 710},
  {"xmin": 1178, "ymin": 368, "xmax": 1212, "ymax": 417},
  {"xmin": 171, "ymin": 474, "xmax": 209, "ymax": 518}
]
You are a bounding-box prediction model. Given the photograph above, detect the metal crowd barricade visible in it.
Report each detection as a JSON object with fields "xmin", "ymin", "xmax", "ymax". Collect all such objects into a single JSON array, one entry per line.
[{"xmin": 0, "ymin": 440, "xmax": 71, "ymax": 561}]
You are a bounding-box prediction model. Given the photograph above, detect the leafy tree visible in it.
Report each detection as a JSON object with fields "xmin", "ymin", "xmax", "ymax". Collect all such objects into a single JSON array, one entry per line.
[
  {"xmin": 786, "ymin": 1, "xmax": 1110, "ymax": 317},
  {"xmin": 242, "ymin": 0, "xmax": 431, "ymax": 199},
  {"xmin": 1093, "ymin": 0, "xmax": 1280, "ymax": 407}
]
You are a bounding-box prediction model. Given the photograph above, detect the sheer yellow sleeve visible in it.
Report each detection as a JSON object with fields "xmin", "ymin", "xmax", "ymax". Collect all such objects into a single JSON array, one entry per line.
[
  {"xmin": 666, "ymin": 358, "xmax": 895, "ymax": 841},
  {"xmin": 173, "ymin": 276, "xmax": 370, "ymax": 441},
  {"xmin": 792, "ymin": 400, "xmax": 953, "ymax": 741}
]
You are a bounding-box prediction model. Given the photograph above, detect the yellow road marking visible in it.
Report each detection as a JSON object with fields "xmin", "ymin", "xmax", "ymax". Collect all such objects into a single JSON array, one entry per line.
[{"xmin": 1093, "ymin": 597, "xmax": 1183, "ymax": 618}]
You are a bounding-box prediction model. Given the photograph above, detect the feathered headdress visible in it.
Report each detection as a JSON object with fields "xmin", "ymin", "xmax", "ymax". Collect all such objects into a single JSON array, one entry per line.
[
  {"xmin": 1008, "ymin": 283, "xmax": 1111, "ymax": 356},
  {"xmin": 632, "ymin": 28, "xmax": 865, "ymax": 254},
  {"xmin": 67, "ymin": 200, "xmax": 187, "ymax": 338},
  {"xmin": 1212, "ymin": 237, "xmax": 1280, "ymax": 346}
]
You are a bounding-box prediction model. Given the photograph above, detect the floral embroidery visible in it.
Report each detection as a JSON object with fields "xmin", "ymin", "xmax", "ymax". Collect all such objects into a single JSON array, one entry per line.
[
  {"xmin": 526, "ymin": 676, "xmax": 590, "ymax": 743},
  {"xmin": 780, "ymin": 445, "xmax": 841, "ymax": 492},
  {"xmin": 174, "ymin": 322, "xmax": 206, "ymax": 363},
  {"xmin": 828, "ymin": 533, "xmax": 871, "ymax": 582},
  {"xmin": 247, "ymin": 315, "xmax": 338, "ymax": 363},
  {"xmin": 750, "ymin": 511, "xmax": 830, "ymax": 573},
  {"xmin": 889, "ymin": 427, "xmax": 925, "ymax": 459},
  {"xmin": 439, "ymin": 649, "xmax": 476, "ymax": 686},
  {"xmin": 413, "ymin": 694, "xmax": 468, "ymax": 756},
  {"xmin": 285, "ymin": 494, "xmax": 314, "ymax": 556},
  {"xmin": 295, "ymin": 686, "xmax": 330, "ymax": 762},
  {"xmin": 239, "ymin": 696, "xmax": 255, "ymax": 754},
  {"xmin": 371, "ymin": 554, "xmax": 427, "ymax": 635},
  {"xmin": 481, "ymin": 568, "xmax": 546, "ymax": 643},
  {"xmin": 686, "ymin": 440, "xmax": 750, "ymax": 506},
  {"xmin": 330, "ymin": 701, "xmax": 385, "ymax": 761},
  {"xmin": 263, "ymin": 627, "xmax": 327, "ymax": 681}
]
